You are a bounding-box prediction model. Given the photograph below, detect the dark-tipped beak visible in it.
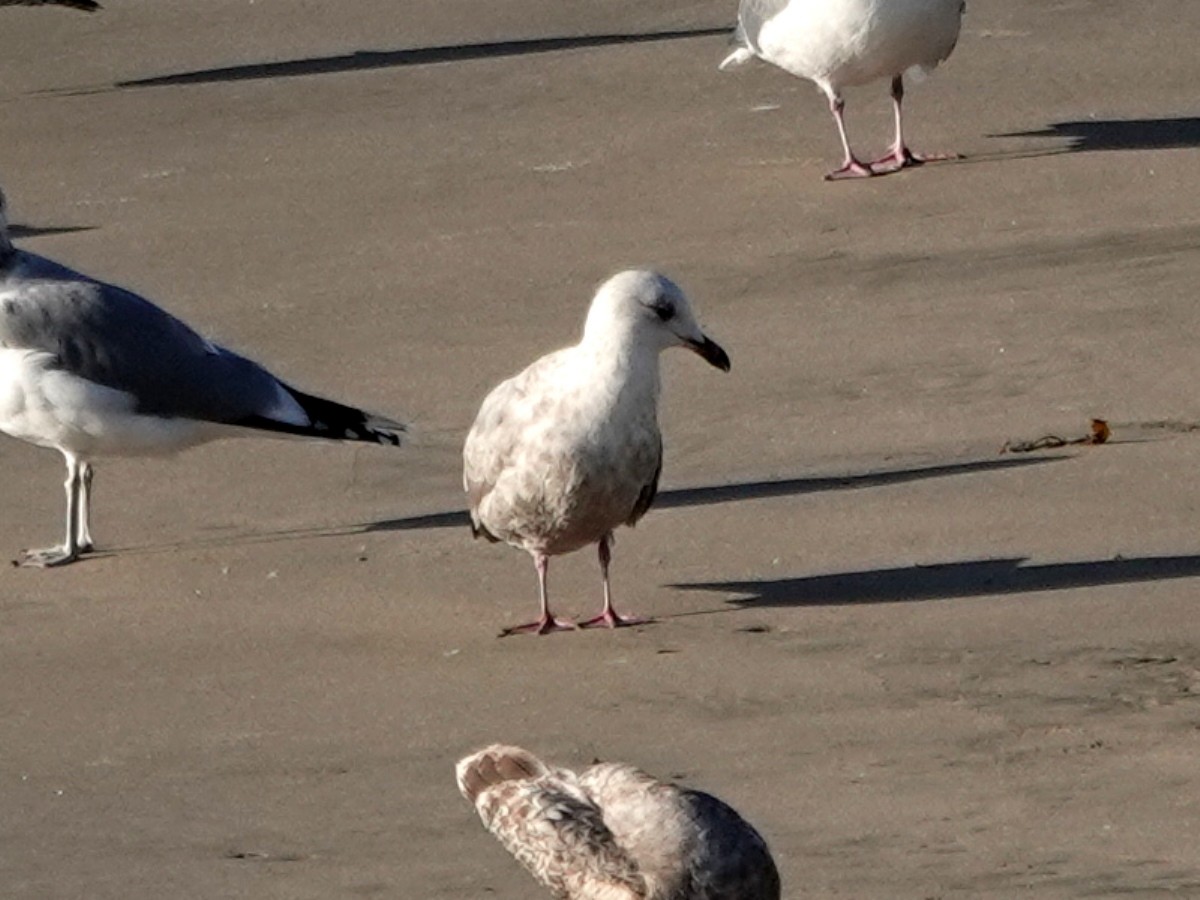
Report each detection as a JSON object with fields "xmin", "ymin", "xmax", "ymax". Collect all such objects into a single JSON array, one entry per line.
[{"xmin": 688, "ymin": 335, "xmax": 731, "ymax": 372}]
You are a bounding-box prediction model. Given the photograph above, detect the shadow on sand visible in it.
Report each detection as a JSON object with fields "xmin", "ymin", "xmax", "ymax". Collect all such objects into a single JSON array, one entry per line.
[
  {"xmin": 363, "ymin": 454, "xmax": 1066, "ymax": 534},
  {"xmin": 673, "ymin": 555, "xmax": 1200, "ymax": 608},
  {"xmin": 84, "ymin": 455, "xmax": 1066, "ymax": 560},
  {"xmin": 9, "ymin": 223, "xmax": 96, "ymax": 239},
  {"xmin": 115, "ymin": 27, "xmax": 731, "ymax": 89},
  {"xmin": 993, "ymin": 116, "xmax": 1200, "ymax": 153}
]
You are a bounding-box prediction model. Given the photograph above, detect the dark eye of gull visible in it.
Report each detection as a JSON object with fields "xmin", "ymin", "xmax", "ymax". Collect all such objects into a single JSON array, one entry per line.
[{"xmin": 652, "ymin": 300, "xmax": 675, "ymax": 322}]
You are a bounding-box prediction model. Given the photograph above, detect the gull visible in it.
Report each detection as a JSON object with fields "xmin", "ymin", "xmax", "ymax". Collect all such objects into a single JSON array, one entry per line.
[
  {"xmin": 0, "ymin": 187, "xmax": 404, "ymax": 566},
  {"xmin": 0, "ymin": 1, "xmax": 101, "ymax": 10},
  {"xmin": 720, "ymin": 0, "xmax": 965, "ymax": 179},
  {"xmin": 457, "ymin": 744, "xmax": 782, "ymax": 900},
  {"xmin": 463, "ymin": 270, "xmax": 729, "ymax": 636}
]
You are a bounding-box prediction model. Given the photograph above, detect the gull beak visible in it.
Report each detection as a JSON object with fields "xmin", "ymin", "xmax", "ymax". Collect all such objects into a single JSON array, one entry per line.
[{"xmin": 687, "ymin": 335, "xmax": 731, "ymax": 372}]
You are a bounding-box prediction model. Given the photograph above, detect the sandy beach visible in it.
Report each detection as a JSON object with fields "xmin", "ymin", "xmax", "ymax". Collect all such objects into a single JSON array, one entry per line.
[{"xmin": 2, "ymin": 1, "xmax": 1199, "ymax": 896}]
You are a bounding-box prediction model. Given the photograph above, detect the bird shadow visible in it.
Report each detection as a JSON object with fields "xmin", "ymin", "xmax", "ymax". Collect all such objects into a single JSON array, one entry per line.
[
  {"xmin": 74, "ymin": 454, "xmax": 1066, "ymax": 560},
  {"xmin": 363, "ymin": 454, "xmax": 1066, "ymax": 534},
  {"xmin": 991, "ymin": 116, "xmax": 1200, "ymax": 153},
  {"xmin": 671, "ymin": 554, "xmax": 1200, "ymax": 609},
  {"xmin": 8, "ymin": 223, "xmax": 96, "ymax": 239},
  {"xmin": 111, "ymin": 27, "xmax": 731, "ymax": 90}
]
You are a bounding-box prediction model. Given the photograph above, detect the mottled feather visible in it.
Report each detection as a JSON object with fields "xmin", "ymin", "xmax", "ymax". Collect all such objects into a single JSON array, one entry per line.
[
  {"xmin": 461, "ymin": 270, "xmax": 728, "ymax": 632},
  {"xmin": 457, "ymin": 745, "xmax": 780, "ymax": 900}
]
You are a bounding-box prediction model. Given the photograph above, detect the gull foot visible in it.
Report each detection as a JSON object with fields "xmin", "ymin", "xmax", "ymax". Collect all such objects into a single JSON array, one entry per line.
[
  {"xmin": 15, "ymin": 545, "xmax": 80, "ymax": 568},
  {"xmin": 578, "ymin": 610, "xmax": 653, "ymax": 630},
  {"xmin": 499, "ymin": 615, "xmax": 578, "ymax": 637},
  {"xmin": 824, "ymin": 159, "xmax": 875, "ymax": 181},
  {"xmin": 869, "ymin": 148, "xmax": 961, "ymax": 174}
]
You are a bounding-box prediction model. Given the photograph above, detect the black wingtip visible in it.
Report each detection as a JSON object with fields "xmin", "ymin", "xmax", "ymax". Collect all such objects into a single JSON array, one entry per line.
[{"xmin": 240, "ymin": 386, "xmax": 406, "ymax": 447}]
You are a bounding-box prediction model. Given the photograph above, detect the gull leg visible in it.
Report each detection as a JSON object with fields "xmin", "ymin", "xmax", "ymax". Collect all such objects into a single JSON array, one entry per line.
[
  {"xmin": 18, "ymin": 452, "xmax": 84, "ymax": 567},
  {"xmin": 579, "ymin": 534, "xmax": 651, "ymax": 629},
  {"xmin": 77, "ymin": 461, "xmax": 95, "ymax": 553},
  {"xmin": 824, "ymin": 93, "xmax": 874, "ymax": 181},
  {"xmin": 500, "ymin": 552, "xmax": 577, "ymax": 636},
  {"xmin": 870, "ymin": 75, "xmax": 959, "ymax": 172}
]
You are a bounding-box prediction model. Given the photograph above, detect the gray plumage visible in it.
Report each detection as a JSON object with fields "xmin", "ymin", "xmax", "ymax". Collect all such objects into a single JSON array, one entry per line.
[
  {"xmin": 1, "ymin": 276, "xmax": 299, "ymax": 429},
  {"xmin": 0, "ymin": 251, "xmax": 404, "ymax": 443},
  {"xmin": 457, "ymin": 745, "xmax": 782, "ymax": 900},
  {"xmin": 0, "ymin": 186, "xmax": 404, "ymax": 566}
]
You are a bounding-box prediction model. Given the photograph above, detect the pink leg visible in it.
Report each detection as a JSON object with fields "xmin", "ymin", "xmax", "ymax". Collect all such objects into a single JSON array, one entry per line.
[
  {"xmin": 869, "ymin": 76, "xmax": 959, "ymax": 173},
  {"xmin": 579, "ymin": 534, "xmax": 651, "ymax": 629},
  {"xmin": 500, "ymin": 553, "xmax": 577, "ymax": 637},
  {"xmin": 825, "ymin": 94, "xmax": 874, "ymax": 181}
]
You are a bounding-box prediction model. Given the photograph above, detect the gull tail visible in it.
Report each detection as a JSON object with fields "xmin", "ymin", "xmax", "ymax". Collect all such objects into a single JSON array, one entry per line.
[
  {"xmin": 245, "ymin": 385, "xmax": 406, "ymax": 446},
  {"xmin": 719, "ymin": 46, "xmax": 755, "ymax": 70},
  {"xmin": 718, "ymin": 21, "xmax": 755, "ymax": 70},
  {"xmin": 456, "ymin": 745, "xmax": 552, "ymax": 803}
]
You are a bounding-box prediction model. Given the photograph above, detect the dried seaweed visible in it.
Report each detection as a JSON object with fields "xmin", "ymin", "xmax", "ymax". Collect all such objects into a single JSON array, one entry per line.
[{"xmin": 1001, "ymin": 418, "xmax": 1110, "ymax": 454}]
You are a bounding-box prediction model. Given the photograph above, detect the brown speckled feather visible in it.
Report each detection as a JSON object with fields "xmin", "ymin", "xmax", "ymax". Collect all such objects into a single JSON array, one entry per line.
[
  {"xmin": 457, "ymin": 745, "xmax": 780, "ymax": 900},
  {"xmin": 459, "ymin": 271, "xmax": 729, "ymax": 631},
  {"xmin": 458, "ymin": 746, "xmax": 646, "ymax": 899}
]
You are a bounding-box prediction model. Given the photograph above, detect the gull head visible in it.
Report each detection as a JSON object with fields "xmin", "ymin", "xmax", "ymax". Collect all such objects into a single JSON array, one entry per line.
[{"xmin": 582, "ymin": 269, "xmax": 731, "ymax": 371}]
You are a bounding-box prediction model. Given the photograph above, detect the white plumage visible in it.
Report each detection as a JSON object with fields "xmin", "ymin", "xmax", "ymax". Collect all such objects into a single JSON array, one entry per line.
[
  {"xmin": 462, "ymin": 270, "xmax": 730, "ymax": 636},
  {"xmin": 457, "ymin": 745, "xmax": 781, "ymax": 900},
  {"xmin": 721, "ymin": 0, "xmax": 965, "ymax": 179}
]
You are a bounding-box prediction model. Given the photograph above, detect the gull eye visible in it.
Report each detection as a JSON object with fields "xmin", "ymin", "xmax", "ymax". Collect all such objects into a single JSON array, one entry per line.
[{"xmin": 652, "ymin": 301, "xmax": 675, "ymax": 322}]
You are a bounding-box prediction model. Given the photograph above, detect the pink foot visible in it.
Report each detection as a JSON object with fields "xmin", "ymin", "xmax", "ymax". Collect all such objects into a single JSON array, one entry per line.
[
  {"xmin": 578, "ymin": 609, "xmax": 653, "ymax": 630},
  {"xmin": 824, "ymin": 158, "xmax": 875, "ymax": 181},
  {"xmin": 499, "ymin": 614, "xmax": 578, "ymax": 637},
  {"xmin": 869, "ymin": 147, "xmax": 960, "ymax": 174}
]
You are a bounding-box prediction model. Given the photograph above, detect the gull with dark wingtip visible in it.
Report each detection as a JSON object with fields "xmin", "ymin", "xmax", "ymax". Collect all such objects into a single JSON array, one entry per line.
[
  {"xmin": 0, "ymin": 187, "xmax": 405, "ymax": 567},
  {"xmin": 463, "ymin": 269, "xmax": 730, "ymax": 636}
]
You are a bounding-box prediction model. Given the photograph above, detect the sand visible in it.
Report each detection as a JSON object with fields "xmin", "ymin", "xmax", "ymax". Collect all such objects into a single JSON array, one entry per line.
[{"xmin": 2, "ymin": 0, "xmax": 1199, "ymax": 897}]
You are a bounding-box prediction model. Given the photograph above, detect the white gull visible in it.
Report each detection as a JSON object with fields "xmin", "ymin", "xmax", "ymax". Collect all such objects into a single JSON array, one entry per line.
[
  {"xmin": 0, "ymin": 187, "xmax": 404, "ymax": 566},
  {"xmin": 457, "ymin": 744, "xmax": 781, "ymax": 900},
  {"xmin": 462, "ymin": 270, "xmax": 729, "ymax": 636},
  {"xmin": 720, "ymin": 0, "xmax": 965, "ymax": 179}
]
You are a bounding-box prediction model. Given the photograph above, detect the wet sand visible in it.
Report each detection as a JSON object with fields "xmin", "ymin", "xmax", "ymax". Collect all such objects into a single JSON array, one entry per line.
[{"xmin": 2, "ymin": 1, "xmax": 1199, "ymax": 896}]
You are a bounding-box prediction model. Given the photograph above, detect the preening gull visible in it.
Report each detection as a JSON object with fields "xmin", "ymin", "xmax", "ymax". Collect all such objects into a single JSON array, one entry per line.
[
  {"xmin": 0, "ymin": 1, "xmax": 100, "ymax": 10},
  {"xmin": 457, "ymin": 744, "xmax": 781, "ymax": 900},
  {"xmin": 720, "ymin": 0, "xmax": 965, "ymax": 179},
  {"xmin": 0, "ymin": 188, "xmax": 404, "ymax": 566},
  {"xmin": 463, "ymin": 270, "xmax": 729, "ymax": 636}
]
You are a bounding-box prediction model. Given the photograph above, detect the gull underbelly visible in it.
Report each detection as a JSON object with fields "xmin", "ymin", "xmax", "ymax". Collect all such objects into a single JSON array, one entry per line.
[{"xmin": 0, "ymin": 347, "xmax": 216, "ymax": 458}]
